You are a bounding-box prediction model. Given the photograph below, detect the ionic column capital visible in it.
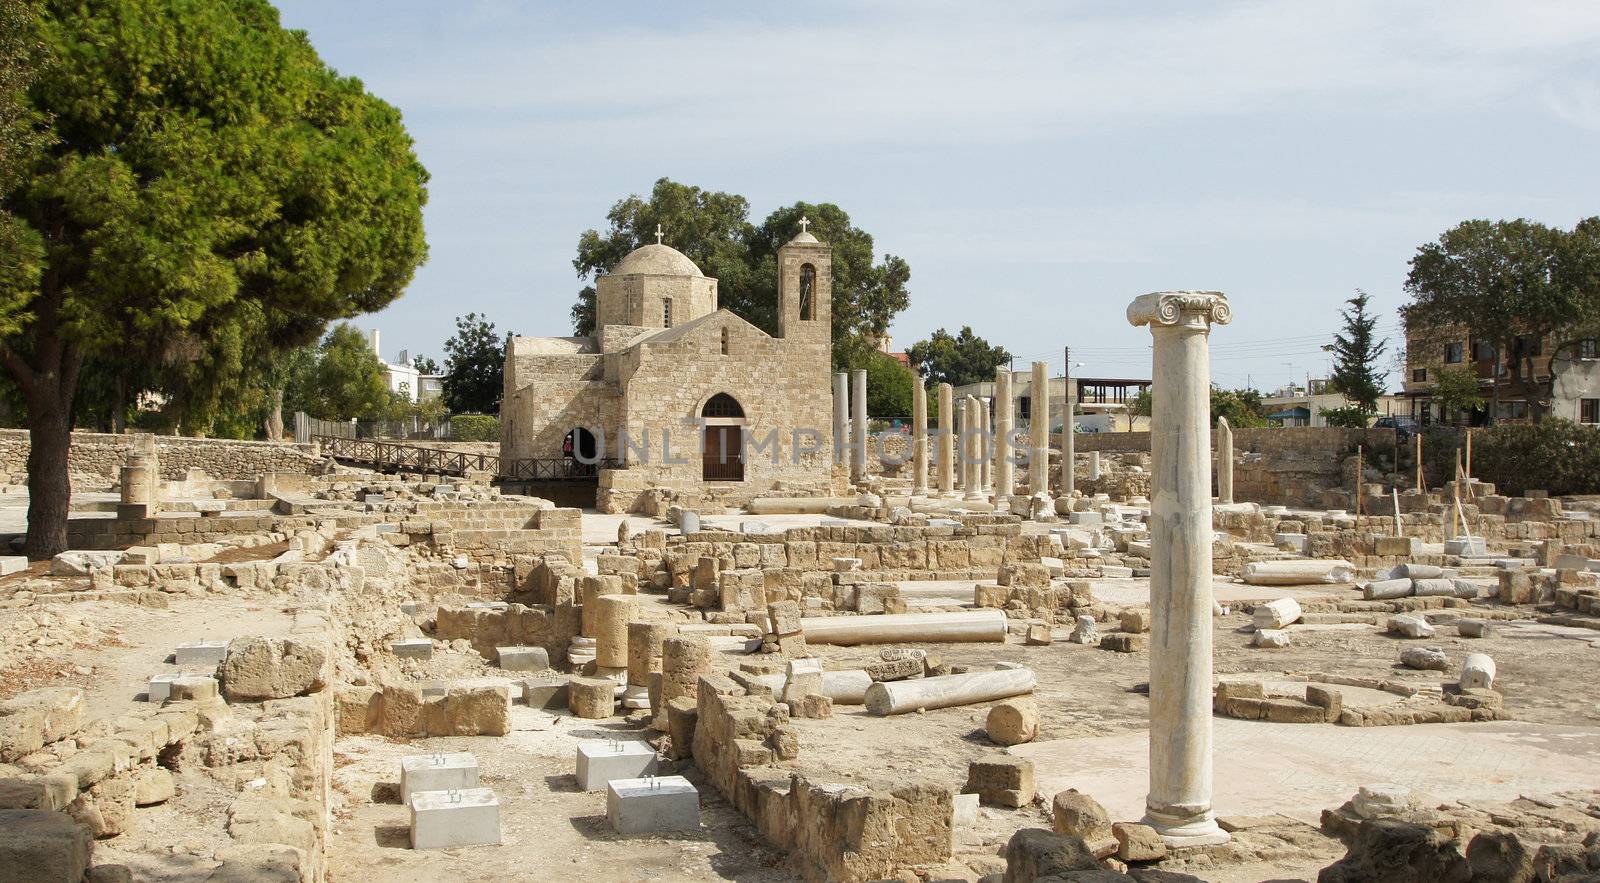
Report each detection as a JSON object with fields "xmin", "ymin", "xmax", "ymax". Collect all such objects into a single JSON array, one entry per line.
[{"xmin": 1127, "ymin": 291, "xmax": 1232, "ymax": 331}]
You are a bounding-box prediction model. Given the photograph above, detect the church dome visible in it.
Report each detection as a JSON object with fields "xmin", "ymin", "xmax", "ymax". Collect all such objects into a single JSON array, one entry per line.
[{"xmin": 610, "ymin": 243, "xmax": 703, "ymax": 277}]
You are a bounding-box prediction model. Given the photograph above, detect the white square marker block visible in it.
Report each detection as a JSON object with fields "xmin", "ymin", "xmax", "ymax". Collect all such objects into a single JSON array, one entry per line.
[
  {"xmin": 174, "ymin": 640, "xmax": 228, "ymax": 666},
  {"xmin": 147, "ymin": 672, "xmax": 182, "ymax": 702},
  {"xmin": 391, "ymin": 638, "xmax": 433, "ymax": 659},
  {"xmin": 410, "ymin": 787, "xmax": 500, "ymax": 850},
  {"xmin": 0, "ymin": 556, "xmax": 26, "ymax": 576},
  {"xmin": 576, "ymin": 740, "xmax": 656, "ymax": 791},
  {"xmin": 400, "ymin": 753, "xmax": 479, "ymax": 806},
  {"xmin": 606, "ymin": 775, "xmax": 700, "ymax": 835}
]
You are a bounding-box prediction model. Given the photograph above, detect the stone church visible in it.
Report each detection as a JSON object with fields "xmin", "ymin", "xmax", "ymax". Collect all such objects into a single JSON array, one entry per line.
[{"xmin": 500, "ymin": 227, "xmax": 837, "ymax": 512}]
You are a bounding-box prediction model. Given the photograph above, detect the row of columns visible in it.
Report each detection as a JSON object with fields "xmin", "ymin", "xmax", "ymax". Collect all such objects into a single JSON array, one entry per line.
[{"xmin": 830, "ymin": 292, "xmax": 1233, "ymax": 851}]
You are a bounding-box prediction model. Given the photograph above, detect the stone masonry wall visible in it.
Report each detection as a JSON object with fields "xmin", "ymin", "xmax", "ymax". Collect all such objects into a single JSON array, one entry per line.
[{"xmin": 0, "ymin": 428, "xmax": 324, "ymax": 485}]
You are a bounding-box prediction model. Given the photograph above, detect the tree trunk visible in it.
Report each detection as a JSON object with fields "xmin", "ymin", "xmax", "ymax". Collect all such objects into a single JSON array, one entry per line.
[
  {"xmin": 264, "ymin": 388, "xmax": 284, "ymax": 442},
  {"xmin": 110, "ymin": 369, "xmax": 127, "ymax": 434},
  {"xmin": 1489, "ymin": 343, "xmax": 1502, "ymax": 426},
  {"xmin": 22, "ymin": 386, "xmax": 72, "ymax": 559}
]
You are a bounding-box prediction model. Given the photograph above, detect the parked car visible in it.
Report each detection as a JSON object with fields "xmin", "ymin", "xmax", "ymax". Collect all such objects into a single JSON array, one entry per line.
[{"xmin": 1374, "ymin": 415, "xmax": 1420, "ymax": 440}]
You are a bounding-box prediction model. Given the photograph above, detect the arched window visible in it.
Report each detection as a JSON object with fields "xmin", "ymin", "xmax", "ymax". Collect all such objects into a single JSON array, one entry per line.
[
  {"xmin": 702, "ymin": 393, "xmax": 744, "ymax": 419},
  {"xmin": 663, "ymin": 297, "xmax": 673, "ymax": 328},
  {"xmin": 798, "ymin": 264, "xmax": 815, "ymax": 320}
]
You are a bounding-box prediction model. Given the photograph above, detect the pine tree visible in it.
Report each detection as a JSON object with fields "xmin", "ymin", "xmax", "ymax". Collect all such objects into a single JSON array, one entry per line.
[{"xmin": 1329, "ymin": 291, "xmax": 1388, "ymax": 417}]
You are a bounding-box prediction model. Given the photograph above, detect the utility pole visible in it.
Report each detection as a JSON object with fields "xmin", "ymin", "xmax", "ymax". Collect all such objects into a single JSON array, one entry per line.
[{"xmin": 1061, "ymin": 345, "xmax": 1076, "ymax": 498}]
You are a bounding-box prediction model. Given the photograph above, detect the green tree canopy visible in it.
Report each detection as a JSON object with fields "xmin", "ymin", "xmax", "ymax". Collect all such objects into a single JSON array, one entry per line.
[
  {"xmin": 1210, "ymin": 387, "xmax": 1268, "ymax": 428},
  {"xmin": 283, "ymin": 323, "xmax": 392, "ymax": 421},
  {"xmin": 1329, "ymin": 290, "xmax": 1388, "ymax": 416},
  {"xmin": 861, "ymin": 351, "xmax": 916, "ymax": 420},
  {"xmin": 1431, "ymin": 364, "xmax": 1486, "ymax": 422},
  {"xmin": 411, "ymin": 354, "xmax": 440, "ymax": 375},
  {"xmin": 1, "ymin": 0, "xmax": 429, "ymax": 555},
  {"xmin": 1403, "ymin": 218, "xmax": 1600, "ymax": 422},
  {"xmin": 570, "ymin": 178, "xmax": 911, "ymax": 369},
  {"xmin": 905, "ymin": 327, "xmax": 1012, "ymax": 389},
  {"xmin": 442, "ymin": 313, "xmax": 506, "ymax": 414}
]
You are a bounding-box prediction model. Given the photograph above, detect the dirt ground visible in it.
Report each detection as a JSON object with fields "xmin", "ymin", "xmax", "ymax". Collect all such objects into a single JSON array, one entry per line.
[{"xmin": 8, "ymin": 519, "xmax": 1600, "ymax": 881}]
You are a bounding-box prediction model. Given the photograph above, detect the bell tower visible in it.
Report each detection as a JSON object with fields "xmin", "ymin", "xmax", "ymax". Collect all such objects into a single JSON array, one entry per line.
[{"xmin": 777, "ymin": 217, "xmax": 832, "ymax": 343}]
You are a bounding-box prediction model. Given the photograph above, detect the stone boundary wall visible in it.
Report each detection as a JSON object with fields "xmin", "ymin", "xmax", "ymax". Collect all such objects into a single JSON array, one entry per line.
[
  {"xmin": 0, "ymin": 428, "xmax": 323, "ymax": 483},
  {"xmin": 1068, "ymin": 427, "xmax": 1397, "ymax": 507}
]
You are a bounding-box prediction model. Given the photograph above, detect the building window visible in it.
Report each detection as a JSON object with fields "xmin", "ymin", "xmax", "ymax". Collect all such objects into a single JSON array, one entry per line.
[
  {"xmin": 1513, "ymin": 335, "xmax": 1541, "ymax": 358},
  {"xmin": 720, "ymin": 327, "xmax": 730, "ymax": 355},
  {"xmin": 798, "ymin": 264, "xmax": 816, "ymax": 320},
  {"xmin": 1583, "ymin": 399, "xmax": 1600, "ymax": 425},
  {"xmin": 1412, "ymin": 368, "xmax": 1427, "ymax": 383},
  {"xmin": 1472, "ymin": 338, "xmax": 1494, "ymax": 361},
  {"xmin": 702, "ymin": 392, "xmax": 745, "ymax": 418},
  {"xmin": 1580, "ymin": 339, "xmax": 1599, "ymax": 360},
  {"xmin": 663, "ymin": 297, "xmax": 673, "ymax": 328},
  {"xmin": 1444, "ymin": 342, "xmax": 1464, "ymax": 364}
]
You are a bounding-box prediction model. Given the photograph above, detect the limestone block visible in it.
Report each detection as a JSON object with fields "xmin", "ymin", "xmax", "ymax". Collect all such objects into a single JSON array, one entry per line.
[
  {"xmin": 220, "ymin": 636, "xmax": 329, "ymax": 702},
  {"xmin": 606, "ymin": 775, "xmax": 700, "ymax": 835},
  {"xmin": 974, "ymin": 584, "xmax": 1009, "ymax": 608},
  {"xmin": 426, "ymin": 685, "xmax": 512, "ymax": 737},
  {"xmin": 1004, "ymin": 828, "xmax": 1101, "ymax": 880},
  {"xmin": 1400, "ymin": 646, "xmax": 1449, "ymax": 671},
  {"xmin": 1118, "ymin": 608, "xmax": 1150, "ymax": 633},
  {"xmin": 1098, "ymin": 633, "xmax": 1145, "ymax": 653},
  {"xmin": 410, "ymin": 787, "xmax": 501, "ymax": 850},
  {"xmin": 965, "ymin": 755, "xmax": 1034, "ymax": 807},
  {"xmin": 1067, "ymin": 615, "xmax": 1098, "ymax": 645},
  {"xmin": 0, "ymin": 809, "xmax": 91, "ymax": 882},
  {"xmin": 133, "ymin": 768, "xmax": 174, "ymax": 806},
  {"xmin": 1051, "ymin": 789, "xmax": 1112, "ymax": 843},
  {"xmin": 1024, "ymin": 624, "xmax": 1052, "ymax": 646},
  {"xmin": 1252, "ymin": 629, "xmax": 1290, "ymax": 648},
  {"xmin": 1350, "ymin": 783, "xmax": 1414, "ymax": 819},
  {"xmin": 1387, "ymin": 614, "xmax": 1434, "ymax": 638},
  {"xmin": 1374, "ymin": 536, "xmax": 1419, "ymax": 556},
  {"xmin": 569, "ymin": 677, "xmax": 615, "ymax": 719},
  {"xmin": 1252, "ymin": 597, "xmax": 1303, "ymax": 630},
  {"xmin": 50, "ymin": 550, "xmax": 126, "ymax": 575},
  {"xmin": 0, "ymin": 557, "xmax": 25, "ymax": 576},
  {"xmin": 1113, "ymin": 821, "xmax": 1167, "ymax": 862},
  {"xmin": 985, "ymin": 698, "xmax": 1038, "ymax": 746},
  {"xmin": 521, "ymin": 676, "xmax": 567, "ymax": 710},
  {"xmin": 1460, "ymin": 653, "xmax": 1495, "ymax": 690},
  {"xmin": 495, "ymin": 646, "xmax": 550, "ymax": 672},
  {"xmin": 401, "ymin": 753, "xmax": 479, "ymax": 806},
  {"xmin": 1456, "ymin": 619, "xmax": 1495, "ymax": 638}
]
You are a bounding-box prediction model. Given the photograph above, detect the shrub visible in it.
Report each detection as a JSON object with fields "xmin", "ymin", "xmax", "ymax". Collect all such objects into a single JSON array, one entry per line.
[
  {"xmin": 1423, "ymin": 419, "xmax": 1600, "ymax": 496},
  {"xmin": 451, "ymin": 414, "xmax": 500, "ymax": 442}
]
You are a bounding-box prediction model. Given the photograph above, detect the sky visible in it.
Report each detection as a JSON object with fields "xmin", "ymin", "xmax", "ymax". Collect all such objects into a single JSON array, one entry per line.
[{"xmin": 271, "ymin": 0, "xmax": 1600, "ymax": 395}]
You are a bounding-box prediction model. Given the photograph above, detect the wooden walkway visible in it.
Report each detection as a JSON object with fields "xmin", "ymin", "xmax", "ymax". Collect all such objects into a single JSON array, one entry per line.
[{"xmin": 315, "ymin": 435, "xmax": 618, "ymax": 480}]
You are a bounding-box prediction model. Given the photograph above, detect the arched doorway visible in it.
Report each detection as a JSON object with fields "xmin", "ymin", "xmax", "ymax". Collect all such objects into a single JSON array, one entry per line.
[
  {"xmin": 701, "ymin": 393, "xmax": 745, "ymax": 482},
  {"xmin": 562, "ymin": 427, "xmax": 599, "ymax": 476}
]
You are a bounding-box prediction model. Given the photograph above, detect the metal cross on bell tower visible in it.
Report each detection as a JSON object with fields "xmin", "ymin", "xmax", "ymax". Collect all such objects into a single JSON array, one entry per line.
[
  {"xmin": 798, "ymin": 215, "xmax": 810, "ymax": 234},
  {"xmin": 654, "ymin": 224, "xmax": 664, "ymax": 245}
]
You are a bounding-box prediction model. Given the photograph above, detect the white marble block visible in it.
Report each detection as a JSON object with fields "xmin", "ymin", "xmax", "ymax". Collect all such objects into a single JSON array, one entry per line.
[
  {"xmin": 147, "ymin": 672, "xmax": 181, "ymax": 702},
  {"xmin": 410, "ymin": 787, "xmax": 501, "ymax": 849},
  {"xmin": 401, "ymin": 753, "xmax": 480, "ymax": 806},
  {"xmin": 391, "ymin": 638, "xmax": 433, "ymax": 659},
  {"xmin": 1460, "ymin": 653, "xmax": 1496, "ymax": 690},
  {"xmin": 577, "ymin": 740, "xmax": 657, "ymax": 791},
  {"xmin": 0, "ymin": 556, "xmax": 26, "ymax": 576},
  {"xmin": 174, "ymin": 640, "xmax": 228, "ymax": 666},
  {"xmin": 606, "ymin": 775, "xmax": 700, "ymax": 834}
]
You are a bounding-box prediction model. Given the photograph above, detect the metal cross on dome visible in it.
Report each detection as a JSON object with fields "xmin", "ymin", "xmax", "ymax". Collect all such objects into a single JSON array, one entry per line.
[
  {"xmin": 654, "ymin": 224, "xmax": 663, "ymax": 245},
  {"xmin": 798, "ymin": 215, "xmax": 811, "ymax": 234}
]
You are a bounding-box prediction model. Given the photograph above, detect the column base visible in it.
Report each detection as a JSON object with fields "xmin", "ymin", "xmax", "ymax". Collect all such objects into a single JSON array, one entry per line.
[{"xmin": 1143, "ymin": 805, "xmax": 1230, "ymax": 848}]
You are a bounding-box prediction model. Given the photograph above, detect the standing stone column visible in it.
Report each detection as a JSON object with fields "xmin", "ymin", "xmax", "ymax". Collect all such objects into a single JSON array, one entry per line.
[
  {"xmin": 655, "ymin": 635, "xmax": 711, "ymax": 732},
  {"xmin": 833, "ymin": 372, "xmax": 849, "ymax": 467},
  {"xmin": 1089, "ymin": 450, "xmax": 1102, "ymax": 481},
  {"xmin": 964, "ymin": 397, "xmax": 984, "ymax": 502},
  {"xmin": 937, "ymin": 383, "xmax": 955, "ymax": 496},
  {"xmin": 995, "ymin": 368, "xmax": 1014, "ymax": 502},
  {"xmin": 593, "ymin": 594, "xmax": 637, "ymax": 674},
  {"xmin": 1029, "ymin": 362, "xmax": 1051, "ymax": 499},
  {"xmin": 912, "ymin": 380, "xmax": 929, "ymax": 496},
  {"xmin": 851, "ymin": 368, "xmax": 869, "ymax": 484},
  {"xmin": 1216, "ymin": 416, "xmax": 1234, "ymax": 505},
  {"xmin": 1060, "ymin": 384, "xmax": 1076, "ymax": 500},
  {"xmin": 1128, "ymin": 290, "xmax": 1232, "ymax": 847},
  {"xmin": 626, "ymin": 621, "xmax": 676, "ymax": 710},
  {"xmin": 972, "ymin": 396, "xmax": 985, "ymax": 492}
]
